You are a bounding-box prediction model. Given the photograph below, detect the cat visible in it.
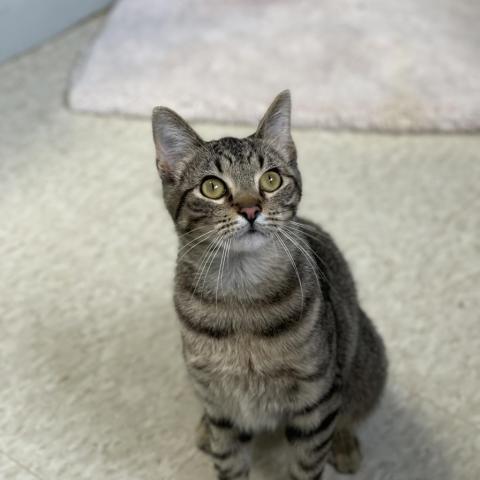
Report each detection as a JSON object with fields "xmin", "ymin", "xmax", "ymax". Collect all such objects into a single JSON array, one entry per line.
[{"xmin": 152, "ymin": 91, "xmax": 387, "ymax": 480}]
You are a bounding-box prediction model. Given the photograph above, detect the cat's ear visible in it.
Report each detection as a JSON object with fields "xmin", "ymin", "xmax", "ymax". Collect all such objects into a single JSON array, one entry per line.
[
  {"xmin": 254, "ymin": 90, "xmax": 295, "ymax": 160},
  {"xmin": 152, "ymin": 107, "xmax": 204, "ymax": 182}
]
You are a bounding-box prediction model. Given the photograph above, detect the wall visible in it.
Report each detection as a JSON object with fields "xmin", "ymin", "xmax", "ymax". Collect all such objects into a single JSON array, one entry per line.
[{"xmin": 0, "ymin": 0, "xmax": 114, "ymax": 63}]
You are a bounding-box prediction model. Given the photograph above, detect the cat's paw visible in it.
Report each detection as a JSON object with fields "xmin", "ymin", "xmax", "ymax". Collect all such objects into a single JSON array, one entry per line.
[{"xmin": 329, "ymin": 429, "xmax": 362, "ymax": 474}]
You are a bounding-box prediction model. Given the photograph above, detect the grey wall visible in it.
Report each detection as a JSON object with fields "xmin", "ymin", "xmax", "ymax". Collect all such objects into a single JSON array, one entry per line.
[{"xmin": 0, "ymin": 0, "xmax": 114, "ymax": 63}]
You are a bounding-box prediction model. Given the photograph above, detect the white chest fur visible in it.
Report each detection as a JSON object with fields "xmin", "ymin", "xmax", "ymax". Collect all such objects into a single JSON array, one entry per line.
[
  {"xmin": 185, "ymin": 334, "xmax": 295, "ymax": 430},
  {"xmin": 206, "ymin": 243, "xmax": 291, "ymax": 300}
]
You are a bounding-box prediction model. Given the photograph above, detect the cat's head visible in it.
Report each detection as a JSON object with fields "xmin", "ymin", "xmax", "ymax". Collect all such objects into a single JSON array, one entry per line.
[{"xmin": 152, "ymin": 91, "xmax": 301, "ymax": 251}]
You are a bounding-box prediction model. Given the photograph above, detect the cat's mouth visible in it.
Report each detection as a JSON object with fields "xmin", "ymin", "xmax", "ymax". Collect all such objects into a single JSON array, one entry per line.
[
  {"xmin": 231, "ymin": 216, "xmax": 271, "ymax": 248},
  {"xmin": 241, "ymin": 223, "xmax": 265, "ymax": 236},
  {"xmin": 234, "ymin": 223, "xmax": 267, "ymax": 242}
]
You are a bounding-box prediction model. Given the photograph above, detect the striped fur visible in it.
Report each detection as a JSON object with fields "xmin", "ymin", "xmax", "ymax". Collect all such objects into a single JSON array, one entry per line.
[{"xmin": 152, "ymin": 91, "xmax": 387, "ymax": 479}]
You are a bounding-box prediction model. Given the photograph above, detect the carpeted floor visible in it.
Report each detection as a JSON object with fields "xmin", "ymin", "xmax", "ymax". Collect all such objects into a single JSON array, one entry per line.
[{"xmin": 1, "ymin": 15, "xmax": 479, "ymax": 480}]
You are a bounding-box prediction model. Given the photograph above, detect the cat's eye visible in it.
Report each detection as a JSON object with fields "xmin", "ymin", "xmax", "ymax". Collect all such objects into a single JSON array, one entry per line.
[
  {"xmin": 201, "ymin": 177, "xmax": 226, "ymax": 199},
  {"xmin": 259, "ymin": 170, "xmax": 282, "ymax": 193}
]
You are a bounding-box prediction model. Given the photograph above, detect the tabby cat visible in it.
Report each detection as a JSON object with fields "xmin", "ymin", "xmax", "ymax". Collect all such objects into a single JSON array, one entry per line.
[{"xmin": 152, "ymin": 91, "xmax": 387, "ymax": 480}]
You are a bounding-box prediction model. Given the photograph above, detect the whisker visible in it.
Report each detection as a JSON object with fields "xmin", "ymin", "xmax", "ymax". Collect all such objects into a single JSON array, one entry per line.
[
  {"xmin": 191, "ymin": 234, "xmax": 223, "ymax": 297},
  {"xmin": 221, "ymin": 237, "xmax": 233, "ymax": 301},
  {"xmin": 177, "ymin": 224, "xmax": 210, "ymax": 238},
  {"xmin": 278, "ymin": 228, "xmax": 321, "ymax": 290},
  {"xmin": 177, "ymin": 219, "xmax": 236, "ymax": 239},
  {"xmin": 267, "ymin": 221, "xmax": 332, "ymax": 288},
  {"xmin": 273, "ymin": 232, "xmax": 304, "ymax": 311},
  {"xmin": 266, "ymin": 208, "xmax": 295, "ymax": 216},
  {"xmin": 200, "ymin": 235, "xmax": 225, "ymax": 295},
  {"xmin": 280, "ymin": 225, "xmax": 336, "ymax": 294},
  {"xmin": 289, "ymin": 221, "xmax": 331, "ymax": 239},
  {"xmin": 177, "ymin": 229, "xmax": 216, "ymax": 259},
  {"xmin": 215, "ymin": 236, "xmax": 229, "ymax": 309},
  {"xmin": 282, "ymin": 225, "xmax": 332, "ymax": 277}
]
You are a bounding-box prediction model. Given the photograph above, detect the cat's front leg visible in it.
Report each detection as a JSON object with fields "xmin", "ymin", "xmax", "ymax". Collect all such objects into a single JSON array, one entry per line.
[
  {"xmin": 197, "ymin": 412, "xmax": 253, "ymax": 480},
  {"xmin": 285, "ymin": 389, "xmax": 340, "ymax": 480}
]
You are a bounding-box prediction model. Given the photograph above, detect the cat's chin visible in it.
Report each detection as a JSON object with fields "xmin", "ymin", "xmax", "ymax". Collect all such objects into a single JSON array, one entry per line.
[{"xmin": 231, "ymin": 230, "xmax": 269, "ymax": 252}]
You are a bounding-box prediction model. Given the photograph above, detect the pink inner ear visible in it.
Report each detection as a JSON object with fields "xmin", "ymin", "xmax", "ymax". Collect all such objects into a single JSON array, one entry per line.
[{"xmin": 157, "ymin": 158, "xmax": 174, "ymax": 182}]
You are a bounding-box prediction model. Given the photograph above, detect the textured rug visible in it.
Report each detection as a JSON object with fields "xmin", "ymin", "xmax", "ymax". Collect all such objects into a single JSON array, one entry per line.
[
  {"xmin": 3, "ymin": 17, "xmax": 480, "ymax": 480},
  {"xmin": 68, "ymin": 0, "xmax": 480, "ymax": 131}
]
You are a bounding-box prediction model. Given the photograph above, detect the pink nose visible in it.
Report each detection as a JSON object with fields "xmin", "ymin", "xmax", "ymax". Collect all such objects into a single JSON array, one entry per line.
[{"xmin": 239, "ymin": 205, "xmax": 261, "ymax": 223}]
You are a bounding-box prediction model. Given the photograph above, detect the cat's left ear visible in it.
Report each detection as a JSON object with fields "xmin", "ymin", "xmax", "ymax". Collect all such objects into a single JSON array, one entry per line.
[
  {"xmin": 152, "ymin": 107, "xmax": 204, "ymax": 182},
  {"xmin": 254, "ymin": 90, "xmax": 295, "ymax": 161}
]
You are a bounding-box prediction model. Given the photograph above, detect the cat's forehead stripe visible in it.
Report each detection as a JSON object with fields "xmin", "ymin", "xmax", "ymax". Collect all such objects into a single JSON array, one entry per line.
[
  {"xmin": 214, "ymin": 157, "xmax": 223, "ymax": 173},
  {"xmin": 210, "ymin": 137, "xmax": 257, "ymax": 165}
]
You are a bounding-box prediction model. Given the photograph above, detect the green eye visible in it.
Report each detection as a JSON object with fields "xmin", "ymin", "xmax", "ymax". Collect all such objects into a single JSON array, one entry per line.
[
  {"xmin": 201, "ymin": 177, "xmax": 226, "ymax": 199},
  {"xmin": 259, "ymin": 170, "xmax": 282, "ymax": 192}
]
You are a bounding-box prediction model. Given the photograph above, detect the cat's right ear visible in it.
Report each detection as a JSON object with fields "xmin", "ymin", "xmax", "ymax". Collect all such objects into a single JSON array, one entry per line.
[{"xmin": 152, "ymin": 107, "xmax": 204, "ymax": 182}]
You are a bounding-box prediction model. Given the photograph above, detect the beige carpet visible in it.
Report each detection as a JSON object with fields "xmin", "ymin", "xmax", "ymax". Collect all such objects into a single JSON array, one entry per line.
[
  {"xmin": 1, "ymin": 16, "xmax": 480, "ymax": 480},
  {"xmin": 69, "ymin": 0, "xmax": 480, "ymax": 131}
]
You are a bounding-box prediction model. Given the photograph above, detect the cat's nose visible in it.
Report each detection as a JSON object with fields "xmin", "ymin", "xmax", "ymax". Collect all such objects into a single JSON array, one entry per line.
[{"xmin": 239, "ymin": 205, "xmax": 261, "ymax": 224}]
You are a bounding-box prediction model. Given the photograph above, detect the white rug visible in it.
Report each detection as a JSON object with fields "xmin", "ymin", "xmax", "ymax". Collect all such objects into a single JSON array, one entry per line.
[
  {"xmin": 69, "ymin": 0, "xmax": 480, "ymax": 131},
  {"xmin": 3, "ymin": 17, "xmax": 480, "ymax": 479}
]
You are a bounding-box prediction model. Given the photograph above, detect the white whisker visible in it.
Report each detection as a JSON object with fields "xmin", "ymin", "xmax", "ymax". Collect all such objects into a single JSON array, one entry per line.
[
  {"xmin": 282, "ymin": 225, "xmax": 332, "ymax": 282},
  {"xmin": 177, "ymin": 224, "xmax": 210, "ymax": 238},
  {"xmin": 273, "ymin": 232, "xmax": 304, "ymax": 310},
  {"xmin": 289, "ymin": 221, "xmax": 331, "ymax": 239},
  {"xmin": 278, "ymin": 228, "xmax": 321, "ymax": 290},
  {"xmin": 215, "ymin": 237, "xmax": 229, "ymax": 308},
  {"xmin": 200, "ymin": 235, "xmax": 224, "ymax": 296},
  {"xmin": 191, "ymin": 233, "xmax": 223, "ymax": 297},
  {"xmin": 177, "ymin": 229, "xmax": 216, "ymax": 260}
]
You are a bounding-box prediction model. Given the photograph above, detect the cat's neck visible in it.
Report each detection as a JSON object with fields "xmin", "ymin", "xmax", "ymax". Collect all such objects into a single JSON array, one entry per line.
[{"xmin": 201, "ymin": 240, "xmax": 290, "ymax": 301}]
